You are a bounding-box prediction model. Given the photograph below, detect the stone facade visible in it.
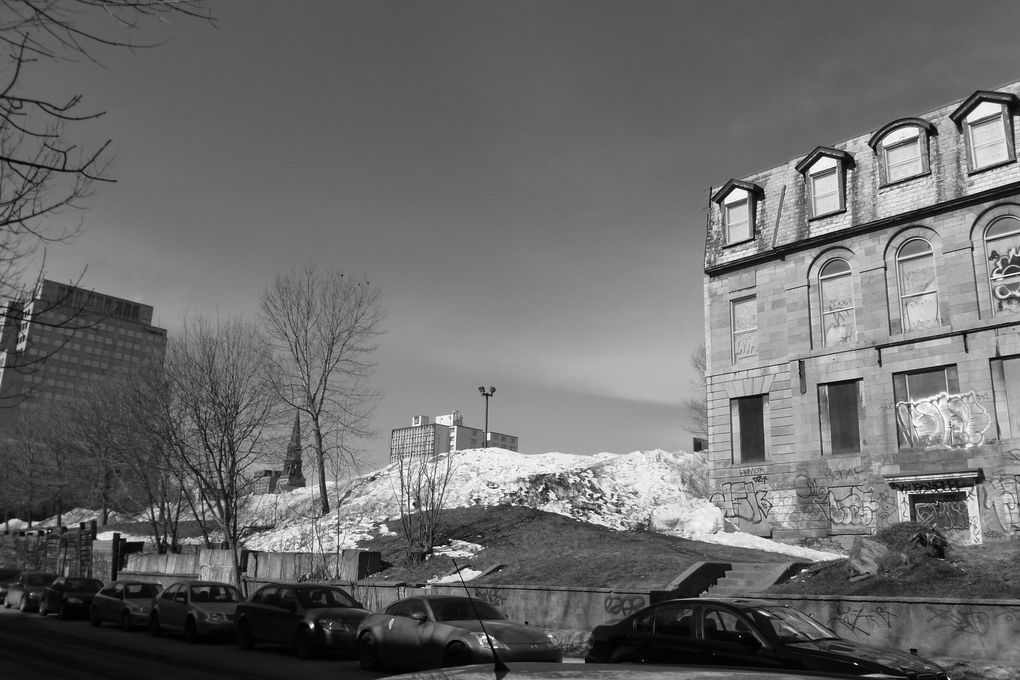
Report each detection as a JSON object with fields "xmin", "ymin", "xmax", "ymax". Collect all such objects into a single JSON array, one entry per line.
[{"xmin": 704, "ymin": 79, "xmax": 1020, "ymax": 547}]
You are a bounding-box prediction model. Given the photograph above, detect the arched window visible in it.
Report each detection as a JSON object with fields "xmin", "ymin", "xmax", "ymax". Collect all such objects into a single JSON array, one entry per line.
[
  {"xmin": 819, "ymin": 258, "xmax": 856, "ymax": 346},
  {"xmin": 896, "ymin": 238, "xmax": 940, "ymax": 330},
  {"xmin": 985, "ymin": 216, "xmax": 1020, "ymax": 316}
]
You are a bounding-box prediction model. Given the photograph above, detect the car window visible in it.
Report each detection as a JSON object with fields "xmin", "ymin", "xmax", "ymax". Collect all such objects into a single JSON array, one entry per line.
[
  {"xmin": 634, "ymin": 610, "xmax": 655, "ymax": 634},
  {"xmin": 430, "ymin": 598, "xmax": 504, "ymax": 622},
  {"xmin": 390, "ymin": 599, "xmax": 426, "ymax": 618},
  {"xmin": 26, "ymin": 573, "xmax": 54, "ymax": 586},
  {"xmin": 298, "ymin": 587, "xmax": 356, "ymax": 609},
  {"xmin": 278, "ymin": 588, "xmax": 298, "ymax": 610},
  {"xmin": 160, "ymin": 585, "xmax": 179, "ymax": 601},
  {"xmin": 191, "ymin": 584, "xmax": 241, "ymax": 603},
  {"xmin": 64, "ymin": 578, "xmax": 98, "ymax": 591},
  {"xmin": 751, "ymin": 606, "xmax": 836, "ymax": 643},
  {"xmin": 702, "ymin": 607, "xmax": 759, "ymax": 645},
  {"xmin": 653, "ymin": 604, "xmax": 696, "ymax": 638},
  {"xmin": 254, "ymin": 586, "xmax": 280, "ymax": 606}
]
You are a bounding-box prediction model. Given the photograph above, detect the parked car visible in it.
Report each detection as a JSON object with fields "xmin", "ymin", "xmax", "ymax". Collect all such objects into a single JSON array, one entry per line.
[
  {"xmin": 89, "ymin": 580, "xmax": 162, "ymax": 630},
  {"xmin": 584, "ymin": 597, "xmax": 947, "ymax": 679},
  {"xmin": 234, "ymin": 582, "xmax": 370, "ymax": 659},
  {"xmin": 0, "ymin": 567, "xmax": 21, "ymax": 602},
  {"xmin": 2, "ymin": 571, "xmax": 57, "ymax": 612},
  {"xmin": 356, "ymin": 594, "xmax": 563, "ymax": 671},
  {"xmin": 149, "ymin": 581, "xmax": 243, "ymax": 642},
  {"xmin": 39, "ymin": 576, "xmax": 104, "ymax": 619}
]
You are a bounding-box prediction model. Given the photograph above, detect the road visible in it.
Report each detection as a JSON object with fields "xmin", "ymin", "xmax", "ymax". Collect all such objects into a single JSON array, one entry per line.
[{"xmin": 0, "ymin": 607, "xmax": 391, "ymax": 680}]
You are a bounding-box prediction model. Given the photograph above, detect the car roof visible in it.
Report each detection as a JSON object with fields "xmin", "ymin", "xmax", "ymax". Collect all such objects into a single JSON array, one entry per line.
[{"xmin": 386, "ymin": 662, "xmax": 900, "ymax": 680}]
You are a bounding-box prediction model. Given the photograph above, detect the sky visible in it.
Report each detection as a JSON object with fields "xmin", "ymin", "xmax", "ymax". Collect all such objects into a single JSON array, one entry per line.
[{"xmin": 28, "ymin": 0, "xmax": 1020, "ymax": 471}]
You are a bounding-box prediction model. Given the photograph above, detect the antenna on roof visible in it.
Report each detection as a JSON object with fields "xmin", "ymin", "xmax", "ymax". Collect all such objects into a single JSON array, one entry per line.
[{"xmin": 452, "ymin": 557, "xmax": 509, "ymax": 678}]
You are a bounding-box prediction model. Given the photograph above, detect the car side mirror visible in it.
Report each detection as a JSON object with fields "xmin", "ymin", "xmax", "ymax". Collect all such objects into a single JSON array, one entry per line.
[{"xmin": 411, "ymin": 611, "xmax": 427, "ymax": 623}]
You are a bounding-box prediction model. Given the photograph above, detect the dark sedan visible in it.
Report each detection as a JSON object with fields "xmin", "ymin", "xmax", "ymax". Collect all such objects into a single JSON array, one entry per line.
[
  {"xmin": 357, "ymin": 595, "xmax": 562, "ymax": 671},
  {"xmin": 585, "ymin": 597, "xmax": 946, "ymax": 680},
  {"xmin": 234, "ymin": 582, "xmax": 370, "ymax": 659},
  {"xmin": 2, "ymin": 571, "xmax": 57, "ymax": 612},
  {"xmin": 39, "ymin": 576, "xmax": 104, "ymax": 619}
]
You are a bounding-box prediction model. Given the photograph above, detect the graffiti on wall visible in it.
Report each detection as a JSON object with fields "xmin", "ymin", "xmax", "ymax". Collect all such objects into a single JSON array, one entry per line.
[
  {"xmin": 829, "ymin": 603, "xmax": 897, "ymax": 638},
  {"xmin": 895, "ymin": 391, "xmax": 990, "ymax": 449},
  {"xmin": 472, "ymin": 586, "xmax": 506, "ymax": 608},
  {"xmin": 989, "ymin": 243, "xmax": 1020, "ymax": 313},
  {"xmin": 711, "ymin": 467, "xmax": 896, "ymax": 533},
  {"xmin": 604, "ymin": 594, "xmax": 646, "ymax": 618},
  {"xmin": 981, "ymin": 472, "xmax": 1020, "ymax": 538}
]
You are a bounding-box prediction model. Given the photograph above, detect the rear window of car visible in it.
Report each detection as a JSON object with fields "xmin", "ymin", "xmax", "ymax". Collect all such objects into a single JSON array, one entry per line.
[
  {"xmin": 65, "ymin": 578, "xmax": 101, "ymax": 591},
  {"xmin": 125, "ymin": 583, "xmax": 160, "ymax": 598},
  {"xmin": 25, "ymin": 573, "xmax": 55, "ymax": 586},
  {"xmin": 298, "ymin": 587, "xmax": 360, "ymax": 609}
]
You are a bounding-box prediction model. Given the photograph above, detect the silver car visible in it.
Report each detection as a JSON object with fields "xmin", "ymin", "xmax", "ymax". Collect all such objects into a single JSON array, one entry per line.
[
  {"xmin": 149, "ymin": 581, "xmax": 243, "ymax": 642},
  {"xmin": 90, "ymin": 580, "xmax": 162, "ymax": 630}
]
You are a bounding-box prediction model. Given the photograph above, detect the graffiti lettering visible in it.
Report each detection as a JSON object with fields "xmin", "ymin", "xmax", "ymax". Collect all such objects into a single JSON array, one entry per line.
[
  {"xmin": 739, "ymin": 467, "xmax": 767, "ymax": 477},
  {"xmin": 473, "ymin": 587, "xmax": 506, "ymax": 608},
  {"xmin": 826, "ymin": 466, "xmax": 864, "ymax": 482},
  {"xmin": 895, "ymin": 391, "xmax": 990, "ymax": 448},
  {"xmin": 604, "ymin": 595, "xmax": 646, "ymax": 618},
  {"xmin": 710, "ymin": 481, "xmax": 772, "ymax": 524}
]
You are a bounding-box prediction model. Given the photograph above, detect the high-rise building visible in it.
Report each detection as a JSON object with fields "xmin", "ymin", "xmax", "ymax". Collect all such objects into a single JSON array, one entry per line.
[
  {"xmin": 0, "ymin": 279, "xmax": 167, "ymax": 430},
  {"xmin": 390, "ymin": 410, "xmax": 519, "ymax": 460},
  {"xmin": 703, "ymin": 79, "xmax": 1020, "ymax": 547}
]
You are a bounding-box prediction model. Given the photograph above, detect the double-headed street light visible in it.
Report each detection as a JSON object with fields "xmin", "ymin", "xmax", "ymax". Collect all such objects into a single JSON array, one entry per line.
[{"xmin": 478, "ymin": 386, "xmax": 495, "ymax": 448}]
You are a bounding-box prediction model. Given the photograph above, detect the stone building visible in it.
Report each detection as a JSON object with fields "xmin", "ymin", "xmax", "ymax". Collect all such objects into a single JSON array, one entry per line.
[{"xmin": 704, "ymin": 79, "xmax": 1020, "ymax": 547}]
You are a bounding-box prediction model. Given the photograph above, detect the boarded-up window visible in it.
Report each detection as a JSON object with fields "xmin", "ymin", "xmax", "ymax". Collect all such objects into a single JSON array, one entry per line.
[
  {"xmin": 991, "ymin": 356, "xmax": 1020, "ymax": 439},
  {"xmin": 819, "ymin": 380, "xmax": 861, "ymax": 455},
  {"xmin": 733, "ymin": 395, "xmax": 766, "ymax": 462}
]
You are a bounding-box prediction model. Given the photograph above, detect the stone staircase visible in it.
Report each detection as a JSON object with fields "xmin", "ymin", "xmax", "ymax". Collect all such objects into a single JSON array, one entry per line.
[{"xmin": 700, "ymin": 561, "xmax": 810, "ymax": 597}]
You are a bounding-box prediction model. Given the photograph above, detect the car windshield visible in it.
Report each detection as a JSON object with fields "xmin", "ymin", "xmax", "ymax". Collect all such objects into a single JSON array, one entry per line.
[
  {"xmin": 429, "ymin": 598, "xmax": 506, "ymax": 622},
  {"xmin": 298, "ymin": 587, "xmax": 359, "ymax": 609},
  {"xmin": 125, "ymin": 583, "xmax": 160, "ymax": 598},
  {"xmin": 751, "ymin": 606, "xmax": 838, "ymax": 643},
  {"xmin": 190, "ymin": 584, "xmax": 242, "ymax": 603},
  {"xmin": 25, "ymin": 573, "xmax": 54, "ymax": 586},
  {"xmin": 64, "ymin": 578, "xmax": 101, "ymax": 591}
]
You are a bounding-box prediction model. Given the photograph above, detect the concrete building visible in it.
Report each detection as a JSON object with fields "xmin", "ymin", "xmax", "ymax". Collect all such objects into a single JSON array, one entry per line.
[
  {"xmin": 390, "ymin": 411, "xmax": 519, "ymax": 460},
  {"xmin": 0, "ymin": 279, "xmax": 167, "ymax": 430},
  {"xmin": 703, "ymin": 79, "xmax": 1020, "ymax": 547}
]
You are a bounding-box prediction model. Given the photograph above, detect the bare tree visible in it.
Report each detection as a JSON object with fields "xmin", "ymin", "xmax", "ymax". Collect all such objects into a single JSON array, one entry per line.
[
  {"xmin": 396, "ymin": 452, "xmax": 456, "ymax": 563},
  {"xmin": 0, "ymin": 1, "xmax": 210, "ymax": 298},
  {"xmin": 152, "ymin": 316, "xmax": 282, "ymax": 584},
  {"xmin": 260, "ymin": 265, "xmax": 382, "ymax": 516},
  {"xmin": 681, "ymin": 343, "xmax": 708, "ymax": 442}
]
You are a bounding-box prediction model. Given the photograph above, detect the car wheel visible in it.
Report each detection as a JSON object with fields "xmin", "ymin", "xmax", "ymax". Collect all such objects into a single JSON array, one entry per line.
[
  {"xmin": 358, "ymin": 633, "xmax": 383, "ymax": 671},
  {"xmin": 444, "ymin": 641, "xmax": 473, "ymax": 667},
  {"xmin": 185, "ymin": 618, "xmax": 199, "ymax": 644},
  {"xmin": 236, "ymin": 621, "xmax": 254, "ymax": 650},
  {"xmin": 122, "ymin": 611, "xmax": 134, "ymax": 631},
  {"xmin": 90, "ymin": 607, "xmax": 101, "ymax": 627},
  {"xmin": 294, "ymin": 628, "xmax": 316, "ymax": 660},
  {"xmin": 149, "ymin": 613, "xmax": 163, "ymax": 637}
]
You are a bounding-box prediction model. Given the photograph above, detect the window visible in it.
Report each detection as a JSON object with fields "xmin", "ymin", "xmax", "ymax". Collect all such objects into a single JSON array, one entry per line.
[
  {"xmin": 810, "ymin": 163, "xmax": 840, "ymax": 216},
  {"xmin": 819, "ymin": 258, "xmax": 856, "ymax": 346},
  {"xmin": 796, "ymin": 148, "xmax": 852, "ymax": 219},
  {"xmin": 985, "ymin": 216, "xmax": 1020, "ymax": 316},
  {"xmin": 652, "ymin": 603, "xmax": 696, "ymax": 638},
  {"xmin": 893, "ymin": 366, "xmax": 960, "ymax": 448},
  {"xmin": 731, "ymin": 296, "xmax": 757, "ymax": 363},
  {"xmin": 732, "ymin": 394, "xmax": 767, "ymax": 463},
  {"xmin": 991, "ymin": 356, "xmax": 1020, "ymax": 439},
  {"xmin": 896, "ymin": 238, "xmax": 940, "ymax": 330},
  {"xmin": 819, "ymin": 380, "xmax": 861, "ymax": 455},
  {"xmin": 869, "ymin": 119, "xmax": 935, "ymax": 186},
  {"xmin": 884, "ymin": 133, "xmax": 923, "ymax": 182},
  {"xmin": 725, "ymin": 197, "xmax": 751, "ymax": 244}
]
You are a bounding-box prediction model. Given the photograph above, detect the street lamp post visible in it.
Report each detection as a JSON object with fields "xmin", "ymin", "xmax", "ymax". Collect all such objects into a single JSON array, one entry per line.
[{"xmin": 478, "ymin": 386, "xmax": 495, "ymax": 448}]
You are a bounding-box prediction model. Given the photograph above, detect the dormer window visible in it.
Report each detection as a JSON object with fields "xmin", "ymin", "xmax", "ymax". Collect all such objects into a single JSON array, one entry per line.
[
  {"xmin": 711, "ymin": 180, "xmax": 764, "ymax": 245},
  {"xmin": 868, "ymin": 118, "xmax": 936, "ymax": 186},
  {"xmin": 795, "ymin": 147, "xmax": 853, "ymax": 219},
  {"xmin": 950, "ymin": 90, "xmax": 1018, "ymax": 173}
]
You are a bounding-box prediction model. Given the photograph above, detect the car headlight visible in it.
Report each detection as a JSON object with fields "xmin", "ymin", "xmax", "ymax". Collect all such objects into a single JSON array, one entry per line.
[
  {"xmin": 67, "ymin": 597, "xmax": 83, "ymax": 605},
  {"xmin": 128, "ymin": 604, "xmax": 146, "ymax": 614},
  {"xmin": 203, "ymin": 612, "xmax": 227, "ymax": 623},
  {"xmin": 316, "ymin": 617, "xmax": 351, "ymax": 632},
  {"xmin": 468, "ymin": 632, "xmax": 508, "ymax": 650}
]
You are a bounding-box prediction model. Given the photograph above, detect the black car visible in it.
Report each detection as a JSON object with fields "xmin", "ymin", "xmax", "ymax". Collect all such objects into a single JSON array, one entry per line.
[
  {"xmin": 0, "ymin": 568, "xmax": 20, "ymax": 602},
  {"xmin": 234, "ymin": 582, "xmax": 371, "ymax": 659},
  {"xmin": 584, "ymin": 597, "xmax": 947, "ymax": 680},
  {"xmin": 39, "ymin": 576, "xmax": 104, "ymax": 619}
]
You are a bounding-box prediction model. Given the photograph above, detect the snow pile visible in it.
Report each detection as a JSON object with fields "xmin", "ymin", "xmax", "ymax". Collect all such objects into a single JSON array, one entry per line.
[{"xmin": 241, "ymin": 448, "xmax": 839, "ymax": 561}]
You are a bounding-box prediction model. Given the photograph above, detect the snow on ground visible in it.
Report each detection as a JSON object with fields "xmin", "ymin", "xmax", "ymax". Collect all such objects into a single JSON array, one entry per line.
[{"xmin": 15, "ymin": 448, "xmax": 842, "ymax": 563}]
